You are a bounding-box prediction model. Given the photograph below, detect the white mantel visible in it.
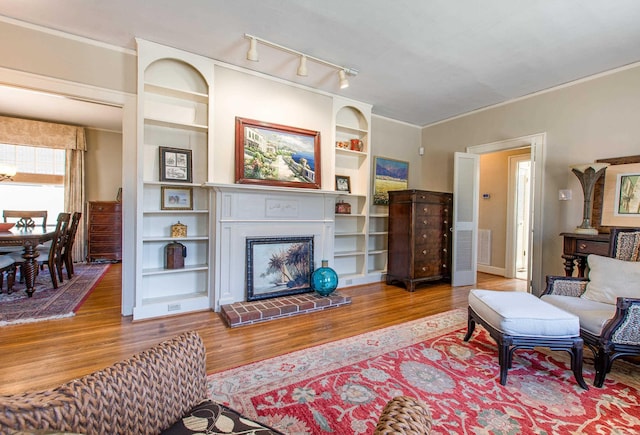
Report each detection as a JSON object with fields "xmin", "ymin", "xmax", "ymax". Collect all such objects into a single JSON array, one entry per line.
[{"xmin": 207, "ymin": 183, "xmax": 339, "ymax": 310}]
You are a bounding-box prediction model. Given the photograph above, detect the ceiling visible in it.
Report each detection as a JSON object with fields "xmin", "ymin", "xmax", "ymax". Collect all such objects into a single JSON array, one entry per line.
[{"xmin": 2, "ymin": 0, "xmax": 640, "ymax": 130}]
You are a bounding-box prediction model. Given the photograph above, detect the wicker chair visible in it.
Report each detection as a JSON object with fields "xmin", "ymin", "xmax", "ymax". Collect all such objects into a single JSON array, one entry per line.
[
  {"xmin": 0, "ymin": 331, "xmax": 208, "ymax": 434},
  {"xmin": 541, "ymin": 228, "xmax": 640, "ymax": 387},
  {"xmin": 374, "ymin": 396, "xmax": 433, "ymax": 434}
]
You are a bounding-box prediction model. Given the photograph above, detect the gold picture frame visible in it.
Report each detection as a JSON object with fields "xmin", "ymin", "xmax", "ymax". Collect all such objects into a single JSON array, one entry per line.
[
  {"xmin": 601, "ymin": 162, "xmax": 640, "ymax": 227},
  {"xmin": 161, "ymin": 186, "xmax": 193, "ymax": 210}
]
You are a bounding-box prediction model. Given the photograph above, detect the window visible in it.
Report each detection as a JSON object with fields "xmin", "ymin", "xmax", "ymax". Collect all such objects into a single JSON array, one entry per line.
[{"xmin": 0, "ymin": 144, "xmax": 65, "ymax": 222}]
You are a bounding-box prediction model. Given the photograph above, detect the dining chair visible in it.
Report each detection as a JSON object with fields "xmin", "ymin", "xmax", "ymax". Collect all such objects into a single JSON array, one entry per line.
[
  {"xmin": 0, "ymin": 255, "xmax": 16, "ymax": 294},
  {"xmin": 58, "ymin": 211, "xmax": 82, "ymax": 280},
  {"xmin": 3, "ymin": 210, "xmax": 48, "ymax": 229},
  {"xmin": 10, "ymin": 212, "xmax": 70, "ymax": 290}
]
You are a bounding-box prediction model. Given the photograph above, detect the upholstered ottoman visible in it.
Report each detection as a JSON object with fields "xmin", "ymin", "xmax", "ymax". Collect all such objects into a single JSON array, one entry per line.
[{"xmin": 464, "ymin": 289, "xmax": 588, "ymax": 389}]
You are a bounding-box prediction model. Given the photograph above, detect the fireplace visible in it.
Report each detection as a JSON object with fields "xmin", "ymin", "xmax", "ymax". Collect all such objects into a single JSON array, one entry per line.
[{"xmin": 209, "ymin": 184, "xmax": 338, "ymax": 310}]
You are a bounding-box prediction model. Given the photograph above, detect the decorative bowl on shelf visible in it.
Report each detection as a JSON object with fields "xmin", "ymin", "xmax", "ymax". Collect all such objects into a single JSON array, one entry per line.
[{"xmin": 0, "ymin": 223, "xmax": 15, "ymax": 232}]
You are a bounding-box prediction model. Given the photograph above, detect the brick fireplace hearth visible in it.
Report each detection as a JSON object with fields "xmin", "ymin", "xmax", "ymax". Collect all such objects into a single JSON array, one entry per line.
[{"xmin": 220, "ymin": 292, "xmax": 351, "ymax": 327}]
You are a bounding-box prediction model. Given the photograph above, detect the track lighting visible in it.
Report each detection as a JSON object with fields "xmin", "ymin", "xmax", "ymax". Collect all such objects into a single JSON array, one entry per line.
[
  {"xmin": 297, "ymin": 55, "xmax": 308, "ymax": 77},
  {"xmin": 246, "ymin": 37, "xmax": 258, "ymax": 62},
  {"xmin": 244, "ymin": 34, "xmax": 358, "ymax": 89},
  {"xmin": 338, "ymin": 70, "xmax": 349, "ymax": 89}
]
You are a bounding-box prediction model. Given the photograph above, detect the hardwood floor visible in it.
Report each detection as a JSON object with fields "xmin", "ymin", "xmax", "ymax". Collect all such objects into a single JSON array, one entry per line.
[{"xmin": 0, "ymin": 263, "xmax": 526, "ymax": 395}]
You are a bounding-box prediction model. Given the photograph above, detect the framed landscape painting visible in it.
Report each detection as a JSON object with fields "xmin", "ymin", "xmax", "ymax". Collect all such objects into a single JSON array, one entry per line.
[
  {"xmin": 245, "ymin": 236, "xmax": 314, "ymax": 301},
  {"xmin": 373, "ymin": 156, "xmax": 409, "ymax": 205},
  {"xmin": 235, "ymin": 117, "xmax": 321, "ymax": 189},
  {"xmin": 601, "ymin": 162, "xmax": 640, "ymax": 226}
]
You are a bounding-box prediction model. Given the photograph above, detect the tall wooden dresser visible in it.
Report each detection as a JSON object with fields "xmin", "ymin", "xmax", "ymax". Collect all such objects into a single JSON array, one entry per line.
[
  {"xmin": 87, "ymin": 201, "xmax": 122, "ymax": 262},
  {"xmin": 386, "ymin": 190, "xmax": 453, "ymax": 291}
]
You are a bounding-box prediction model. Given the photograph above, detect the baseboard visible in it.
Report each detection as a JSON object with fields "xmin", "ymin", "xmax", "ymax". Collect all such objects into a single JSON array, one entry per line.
[{"xmin": 477, "ymin": 264, "xmax": 506, "ymax": 276}]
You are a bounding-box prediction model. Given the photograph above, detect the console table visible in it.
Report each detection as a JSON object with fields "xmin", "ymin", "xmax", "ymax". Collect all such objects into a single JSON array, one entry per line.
[{"xmin": 560, "ymin": 232, "xmax": 610, "ymax": 277}]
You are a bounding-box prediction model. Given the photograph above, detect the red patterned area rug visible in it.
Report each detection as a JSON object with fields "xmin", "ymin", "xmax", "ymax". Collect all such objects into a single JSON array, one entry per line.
[
  {"xmin": 207, "ymin": 309, "xmax": 640, "ymax": 434},
  {"xmin": 0, "ymin": 263, "xmax": 109, "ymax": 326}
]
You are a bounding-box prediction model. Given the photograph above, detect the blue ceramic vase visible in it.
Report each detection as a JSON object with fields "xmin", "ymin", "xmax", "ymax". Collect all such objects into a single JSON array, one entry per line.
[{"xmin": 311, "ymin": 260, "xmax": 338, "ymax": 296}]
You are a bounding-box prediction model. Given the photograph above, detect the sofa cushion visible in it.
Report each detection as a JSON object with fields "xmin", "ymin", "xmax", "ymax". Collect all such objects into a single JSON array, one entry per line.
[
  {"xmin": 581, "ymin": 254, "xmax": 640, "ymax": 305},
  {"xmin": 161, "ymin": 400, "xmax": 283, "ymax": 435},
  {"xmin": 541, "ymin": 294, "xmax": 617, "ymax": 336}
]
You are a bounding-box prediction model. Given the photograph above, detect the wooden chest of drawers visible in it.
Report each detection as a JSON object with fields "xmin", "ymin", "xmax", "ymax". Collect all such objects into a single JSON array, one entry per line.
[
  {"xmin": 386, "ymin": 190, "xmax": 453, "ymax": 291},
  {"xmin": 87, "ymin": 201, "xmax": 122, "ymax": 262}
]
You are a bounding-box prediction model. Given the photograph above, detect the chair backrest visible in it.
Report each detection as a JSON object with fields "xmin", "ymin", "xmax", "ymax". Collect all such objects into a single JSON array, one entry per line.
[
  {"xmin": 62, "ymin": 212, "xmax": 82, "ymax": 257},
  {"xmin": 49, "ymin": 212, "xmax": 71, "ymax": 258},
  {"xmin": 609, "ymin": 227, "xmax": 640, "ymax": 261},
  {"xmin": 3, "ymin": 210, "xmax": 48, "ymax": 229}
]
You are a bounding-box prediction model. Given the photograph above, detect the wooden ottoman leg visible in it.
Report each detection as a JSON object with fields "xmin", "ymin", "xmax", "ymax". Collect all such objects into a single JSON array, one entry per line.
[
  {"xmin": 571, "ymin": 338, "xmax": 588, "ymax": 390},
  {"xmin": 463, "ymin": 308, "xmax": 476, "ymax": 342},
  {"xmin": 498, "ymin": 336, "xmax": 510, "ymax": 385}
]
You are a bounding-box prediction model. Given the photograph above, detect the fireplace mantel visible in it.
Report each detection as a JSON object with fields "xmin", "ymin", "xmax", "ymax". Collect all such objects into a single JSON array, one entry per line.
[{"xmin": 206, "ymin": 183, "xmax": 339, "ymax": 310}]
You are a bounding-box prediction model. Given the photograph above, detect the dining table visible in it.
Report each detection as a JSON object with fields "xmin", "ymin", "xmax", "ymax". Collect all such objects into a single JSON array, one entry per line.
[{"xmin": 0, "ymin": 226, "xmax": 57, "ymax": 297}]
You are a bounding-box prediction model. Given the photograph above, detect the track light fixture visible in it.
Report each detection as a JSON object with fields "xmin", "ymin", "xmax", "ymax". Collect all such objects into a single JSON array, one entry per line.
[
  {"xmin": 246, "ymin": 37, "xmax": 259, "ymax": 62},
  {"xmin": 297, "ymin": 55, "xmax": 308, "ymax": 77},
  {"xmin": 244, "ymin": 33, "xmax": 358, "ymax": 89},
  {"xmin": 338, "ymin": 70, "xmax": 349, "ymax": 89}
]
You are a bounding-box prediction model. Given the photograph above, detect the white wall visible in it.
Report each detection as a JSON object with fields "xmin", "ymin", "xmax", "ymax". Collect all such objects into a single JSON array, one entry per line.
[{"xmin": 211, "ymin": 66, "xmax": 334, "ymax": 187}]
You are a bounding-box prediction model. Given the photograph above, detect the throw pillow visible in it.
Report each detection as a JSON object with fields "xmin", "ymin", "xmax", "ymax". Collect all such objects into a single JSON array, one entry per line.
[
  {"xmin": 161, "ymin": 400, "xmax": 284, "ymax": 435},
  {"xmin": 581, "ymin": 254, "xmax": 640, "ymax": 305},
  {"xmin": 614, "ymin": 231, "xmax": 640, "ymax": 262}
]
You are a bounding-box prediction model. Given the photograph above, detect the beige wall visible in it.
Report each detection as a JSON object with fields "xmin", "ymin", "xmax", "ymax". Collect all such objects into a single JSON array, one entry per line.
[
  {"xmin": 0, "ymin": 20, "xmax": 136, "ymax": 94},
  {"xmin": 479, "ymin": 149, "xmax": 530, "ymax": 270},
  {"xmin": 422, "ymin": 64, "xmax": 640, "ymax": 288},
  {"xmin": 85, "ymin": 128, "xmax": 123, "ymax": 202}
]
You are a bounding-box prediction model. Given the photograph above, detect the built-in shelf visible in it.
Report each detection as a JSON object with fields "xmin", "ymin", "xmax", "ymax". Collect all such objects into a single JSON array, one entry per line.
[{"xmin": 134, "ymin": 39, "xmax": 213, "ymax": 321}]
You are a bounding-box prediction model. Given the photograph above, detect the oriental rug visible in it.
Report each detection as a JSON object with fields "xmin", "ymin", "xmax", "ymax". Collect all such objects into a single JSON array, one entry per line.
[
  {"xmin": 0, "ymin": 263, "xmax": 109, "ymax": 326},
  {"xmin": 207, "ymin": 308, "xmax": 640, "ymax": 434}
]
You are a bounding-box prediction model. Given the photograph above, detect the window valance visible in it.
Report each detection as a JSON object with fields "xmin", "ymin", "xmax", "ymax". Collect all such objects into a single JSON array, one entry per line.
[{"xmin": 0, "ymin": 115, "xmax": 86, "ymax": 151}]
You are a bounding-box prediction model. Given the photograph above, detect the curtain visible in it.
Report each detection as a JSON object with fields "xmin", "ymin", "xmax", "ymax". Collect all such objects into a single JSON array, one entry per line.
[
  {"xmin": 0, "ymin": 115, "xmax": 88, "ymax": 263},
  {"xmin": 65, "ymin": 129, "xmax": 87, "ymax": 263}
]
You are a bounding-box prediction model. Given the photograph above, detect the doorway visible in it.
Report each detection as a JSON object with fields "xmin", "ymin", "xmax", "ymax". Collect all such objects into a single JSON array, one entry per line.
[
  {"xmin": 509, "ymin": 154, "xmax": 531, "ymax": 280},
  {"xmin": 458, "ymin": 133, "xmax": 545, "ymax": 293}
]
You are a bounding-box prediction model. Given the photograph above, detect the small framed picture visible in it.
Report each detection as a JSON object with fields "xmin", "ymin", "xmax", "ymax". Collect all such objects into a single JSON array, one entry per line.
[
  {"xmin": 161, "ymin": 186, "xmax": 193, "ymax": 210},
  {"xmin": 159, "ymin": 146, "xmax": 192, "ymax": 183},
  {"xmin": 335, "ymin": 175, "xmax": 351, "ymax": 193}
]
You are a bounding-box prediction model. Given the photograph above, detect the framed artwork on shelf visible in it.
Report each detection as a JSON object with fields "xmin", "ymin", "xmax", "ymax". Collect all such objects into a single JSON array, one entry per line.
[
  {"xmin": 373, "ymin": 156, "xmax": 409, "ymax": 205},
  {"xmin": 235, "ymin": 117, "xmax": 321, "ymax": 189},
  {"xmin": 335, "ymin": 175, "xmax": 351, "ymax": 193},
  {"xmin": 159, "ymin": 146, "xmax": 192, "ymax": 183},
  {"xmin": 245, "ymin": 236, "xmax": 314, "ymax": 301},
  {"xmin": 601, "ymin": 162, "xmax": 640, "ymax": 226},
  {"xmin": 161, "ymin": 186, "xmax": 193, "ymax": 210}
]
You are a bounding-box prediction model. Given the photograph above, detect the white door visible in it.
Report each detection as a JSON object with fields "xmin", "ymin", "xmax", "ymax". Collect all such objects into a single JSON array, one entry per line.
[{"xmin": 452, "ymin": 152, "xmax": 479, "ymax": 286}]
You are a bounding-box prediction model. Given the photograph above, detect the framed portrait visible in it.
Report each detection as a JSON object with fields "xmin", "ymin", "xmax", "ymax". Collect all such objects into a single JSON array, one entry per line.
[
  {"xmin": 245, "ymin": 236, "xmax": 314, "ymax": 301},
  {"xmin": 235, "ymin": 117, "xmax": 321, "ymax": 189},
  {"xmin": 335, "ymin": 175, "xmax": 351, "ymax": 193},
  {"xmin": 159, "ymin": 146, "xmax": 192, "ymax": 183},
  {"xmin": 601, "ymin": 162, "xmax": 640, "ymax": 226},
  {"xmin": 373, "ymin": 156, "xmax": 409, "ymax": 205},
  {"xmin": 161, "ymin": 186, "xmax": 193, "ymax": 210}
]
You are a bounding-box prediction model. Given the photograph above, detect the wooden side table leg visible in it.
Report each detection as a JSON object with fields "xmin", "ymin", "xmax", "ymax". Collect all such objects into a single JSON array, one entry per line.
[
  {"xmin": 562, "ymin": 255, "xmax": 576, "ymax": 277},
  {"xmin": 21, "ymin": 242, "xmax": 40, "ymax": 297},
  {"xmin": 576, "ymin": 257, "xmax": 588, "ymax": 278}
]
